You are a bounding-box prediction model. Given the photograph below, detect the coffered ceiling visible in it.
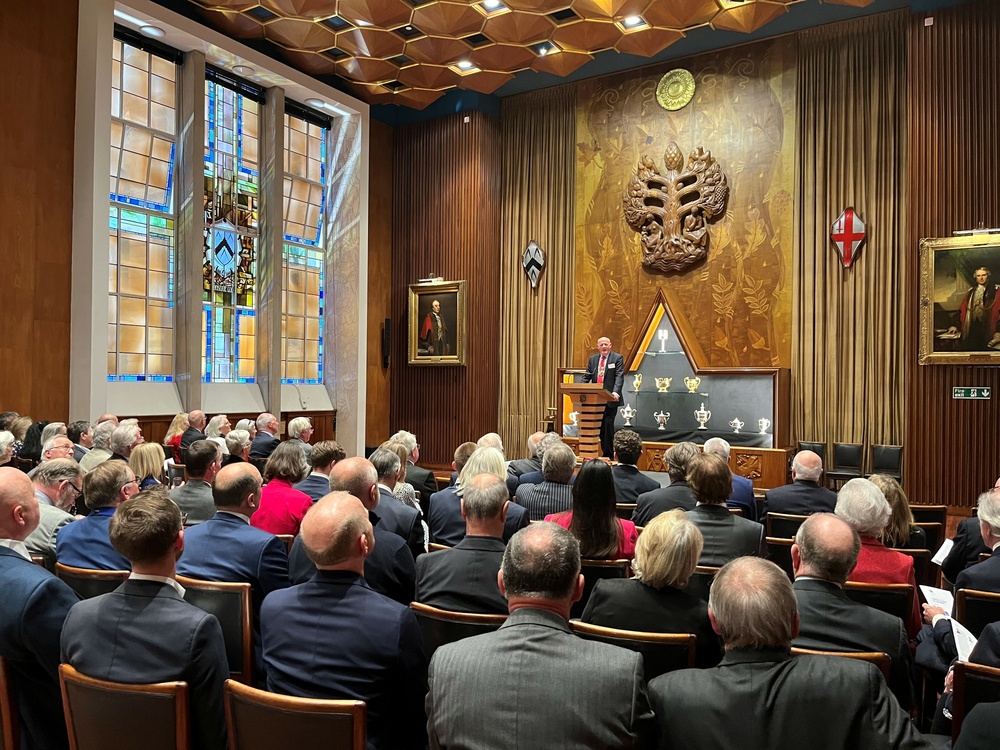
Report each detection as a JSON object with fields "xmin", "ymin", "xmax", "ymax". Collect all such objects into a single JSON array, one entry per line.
[{"xmin": 168, "ymin": 0, "xmax": 881, "ymax": 109}]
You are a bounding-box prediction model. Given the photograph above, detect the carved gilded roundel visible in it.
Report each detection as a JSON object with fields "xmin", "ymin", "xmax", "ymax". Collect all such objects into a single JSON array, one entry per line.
[{"xmin": 656, "ymin": 69, "xmax": 696, "ymax": 111}]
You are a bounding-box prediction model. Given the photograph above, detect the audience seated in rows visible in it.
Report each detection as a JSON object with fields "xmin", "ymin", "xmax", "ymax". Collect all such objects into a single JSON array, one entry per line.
[
  {"xmin": 611, "ymin": 429, "xmax": 660, "ymax": 505},
  {"xmin": 181, "ymin": 409, "xmax": 208, "ymax": 452},
  {"xmin": 25, "ymin": 459, "xmax": 83, "ymax": 568},
  {"xmin": 222, "ymin": 428, "xmax": 251, "ymax": 467},
  {"xmin": 417, "ymin": 472, "xmax": 510, "ymax": 614},
  {"xmin": 251, "ymin": 441, "xmax": 312, "ymax": 536},
  {"xmin": 78, "ymin": 419, "xmax": 116, "ymax": 473},
  {"xmin": 288, "ymin": 456, "xmax": 416, "ymax": 604},
  {"xmin": 507, "ymin": 430, "xmax": 543, "ymax": 478},
  {"xmin": 389, "ymin": 429, "xmax": 438, "ymax": 503},
  {"xmin": 517, "ymin": 441, "xmax": 577, "ymax": 521},
  {"xmin": 371, "ymin": 447, "xmax": 426, "ymax": 558},
  {"xmin": 686, "ymin": 453, "xmax": 766, "ymax": 567},
  {"xmin": 0, "ymin": 467, "xmax": 81, "ymax": 750},
  {"xmin": 57, "ymin": 460, "xmax": 134, "ymax": 570},
  {"xmin": 581, "ymin": 509, "xmax": 723, "ymax": 668},
  {"xmin": 293, "ymin": 440, "xmax": 345, "ymax": 501},
  {"xmin": 515, "ymin": 432, "xmax": 566, "ymax": 489},
  {"xmin": 249, "ymin": 412, "xmax": 280, "ymax": 460},
  {"xmin": 426, "ymin": 522, "xmax": 653, "ymax": 748},
  {"xmin": 61, "ymin": 490, "xmax": 229, "ymax": 750},
  {"xmin": 262, "ymin": 492, "xmax": 428, "ymax": 750},
  {"xmin": 764, "ymin": 450, "xmax": 838, "ymax": 517},
  {"xmin": 171, "ymin": 440, "xmax": 222, "ymax": 525},
  {"xmin": 871, "ymin": 474, "xmax": 927, "ymax": 549},
  {"xmin": 790, "ymin": 513, "xmax": 913, "ymax": 710},
  {"xmin": 837, "ymin": 478, "xmax": 921, "ymax": 638},
  {"xmin": 546, "ymin": 458, "xmax": 638, "ymax": 560},
  {"xmin": 633, "ymin": 442, "xmax": 700, "ymax": 525},
  {"xmin": 130, "ymin": 441, "xmax": 165, "ymax": 489},
  {"xmin": 704, "ymin": 437, "xmax": 757, "ymax": 522}
]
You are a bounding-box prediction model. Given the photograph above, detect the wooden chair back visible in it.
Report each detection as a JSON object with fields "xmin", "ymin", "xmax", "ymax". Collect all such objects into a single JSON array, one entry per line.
[
  {"xmin": 843, "ymin": 582, "xmax": 913, "ymax": 623},
  {"xmin": 684, "ymin": 565, "xmax": 720, "ymax": 602},
  {"xmin": 572, "ymin": 559, "xmax": 631, "ymax": 619},
  {"xmin": 54, "ymin": 564, "xmax": 129, "ymax": 600},
  {"xmin": 176, "ymin": 576, "xmax": 253, "ymax": 684},
  {"xmin": 869, "ymin": 444, "xmax": 903, "ymax": 480},
  {"xmin": 765, "ymin": 513, "xmax": 808, "ymax": 539},
  {"xmin": 59, "ymin": 664, "xmax": 187, "ymax": 750},
  {"xmin": 0, "ymin": 657, "xmax": 18, "ymax": 750},
  {"xmin": 951, "ymin": 661, "xmax": 1000, "ymax": 742},
  {"xmin": 428, "ymin": 543, "xmax": 450, "ymax": 552},
  {"xmin": 914, "ymin": 522, "xmax": 943, "ymax": 554},
  {"xmin": 409, "ymin": 602, "xmax": 507, "ymax": 660},
  {"xmin": 275, "ymin": 535, "xmax": 295, "ymax": 555},
  {"xmin": 790, "ymin": 647, "xmax": 891, "ymax": 682},
  {"xmin": 909, "ymin": 504, "xmax": 947, "ymax": 528},
  {"xmin": 166, "ymin": 464, "xmax": 186, "ymax": 487},
  {"xmin": 569, "ymin": 621, "xmax": 696, "ymax": 679},
  {"xmin": 955, "ymin": 588, "xmax": 1000, "ymax": 638},
  {"xmin": 728, "ymin": 507, "xmax": 744, "ymax": 517},
  {"xmin": 614, "ymin": 503, "xmax": 636, "ymax": 520},
  {"xmin": 224, "ymin": 679, "xmax": 365, "ymax": 750},
  {"xmin": 765, "ymin": 537, "xmax": 795, "ymax": 581},
  {"xmin": 892, "ymin": 548, "xmax": 935, "ymax": 588},
  {"xmin": 980, "ymin": 552, "xmax": 991, "ymax": 563}
]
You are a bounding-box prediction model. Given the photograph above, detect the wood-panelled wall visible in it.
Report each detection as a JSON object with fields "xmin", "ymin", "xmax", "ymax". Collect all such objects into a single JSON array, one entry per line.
[
  {"xmin": 391, "ymin": 111, "xmax": 502, "ymax": 466},
  {"xmin": 906, "ymin": 0, "xmax": 1000, "ymax": 507},
  {"xmin": 366, "ymin": 120, "xmax": 393, "ymax": 447},
  {"xmin": 0, "ymin": 1, "xmax": 78, "ymax": 420}
]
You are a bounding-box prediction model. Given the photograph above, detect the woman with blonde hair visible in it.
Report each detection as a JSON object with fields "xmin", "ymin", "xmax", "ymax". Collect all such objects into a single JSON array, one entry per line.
[
  {"xmin": 130, "ymin": 442, "xmax": 166, "ymax": 489},
  {"xmin": 163, "ymin": 412, "xmax": 188, "ymax": 463},
  {"xmin": 580, "ymin": 509, "xmax": 722, "ymax": 667},
  {"xmin": 870, "ymin": 474, "xmax": 927, "ymax": 549}
]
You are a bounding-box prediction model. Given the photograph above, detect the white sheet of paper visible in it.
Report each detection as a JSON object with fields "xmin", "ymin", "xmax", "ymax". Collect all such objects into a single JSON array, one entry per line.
[
  {"xmin": 952, "ymin": 619, "xmax": 979, "ymax": 663},
  {"xmin": 931, "ymin": 538, "xmax": 954, "ymax": 566},
  {"xmin": 920, "ymin": 586, "xmax": 954, "ymax": 616}
]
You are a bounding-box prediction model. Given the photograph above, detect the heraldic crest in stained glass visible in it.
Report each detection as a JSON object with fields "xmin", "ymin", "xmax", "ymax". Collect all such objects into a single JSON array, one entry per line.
[{"xmin": 623, "ymin": 142, "xmax": 729, "ymax": 273}]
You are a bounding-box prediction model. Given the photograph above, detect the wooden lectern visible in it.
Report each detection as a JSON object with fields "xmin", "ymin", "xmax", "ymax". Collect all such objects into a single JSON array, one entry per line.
[{"xmin": 558, "ymin": 382, "xmax": 614, "ymax": 460}]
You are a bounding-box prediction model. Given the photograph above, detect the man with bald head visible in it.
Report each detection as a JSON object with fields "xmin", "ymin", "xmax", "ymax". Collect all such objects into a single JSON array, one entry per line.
[
  {"xmin": 0, "ymin": 467, "xmax": 80, "ymax": 750},
  {"xmin": 287, "ymin": 455, "xmax": 416, "ymax": 604},
  {"xmin": 508, "ymin": 430, "xmax": 545, "ymax": 478},
  {"xmin": 180, "ymin": 409, "xmax": 207, "ymax": 452},
  {"xmin": 261, "ymin": 492, "xmax": 428, "ymax": 750},
  {"xmin": 648, "ymin": 557, "xmax": 928, "ymax": 750},
  {"xmin": 177, "ymin": 462, "xmax": 289, "ymax": 658},
  {"xmin": 791, "ymin": 513, "xmax": 913, "ymax": 710},
  {"xmin": 763, "ymin": 449, "xmax": 838, "ymax": 516}
]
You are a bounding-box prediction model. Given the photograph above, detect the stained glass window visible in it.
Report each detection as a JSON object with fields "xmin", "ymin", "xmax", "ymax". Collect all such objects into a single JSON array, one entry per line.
[
  {"xmin": 203, "ymin": 78, "xmax": 260, "ymax": 383},
  {"xmin": 281, "ymin": 111, "xmax": 327, "ymax": 384},
  {"xmin": 108, "ymin": 38, "xmax": 177, "ymax": 382}
]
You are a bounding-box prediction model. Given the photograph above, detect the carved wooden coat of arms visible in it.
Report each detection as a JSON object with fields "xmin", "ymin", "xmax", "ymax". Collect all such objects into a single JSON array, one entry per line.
[{"xmin": 623, "ymin": 143, "xmax": 729, "ymax": 273}]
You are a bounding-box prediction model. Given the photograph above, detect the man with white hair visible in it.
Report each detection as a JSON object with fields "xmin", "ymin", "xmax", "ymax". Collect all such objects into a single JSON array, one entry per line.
[
  {"xmin": 249, "ymin": 413, "xmax": 280, "ymax": 460},
  {"xmin": 763, "ymin": 450, "xmax": 837, "ymax": 517},
  {"xmin": 78, "ymin": 419, "xmax": 116, "ymax": 473},
  {"xmin": 26, "ymin": 434, "xmax": 77, "ymax": 479},
  {"xmin": 25, "ymin": 459, "xmax": 84, "ymax": 567},
  {"xmin": 703, "ymin": 437, "xmax": 756, "ymax": 521},
  {"xmin": 390, "ymin": 429, "xmax": 438, "ymax": 503},
  {"xmin": 508, "ymin": 431, "xmax": 544, "ymax": 478},
  {"xmin": 942, "ymin": 481, "xmax": 997, "ymax": 584},
  {"xmin": 286, "ymin": 416, "xmax": 314, "ymax": 460},
  {"xmin": 108, "ymin": 421, "xmax": 143, "ymax": 461},
  {"xmin": 950, "ymin": 487, "xmax": 1000, "ymax": 591}
]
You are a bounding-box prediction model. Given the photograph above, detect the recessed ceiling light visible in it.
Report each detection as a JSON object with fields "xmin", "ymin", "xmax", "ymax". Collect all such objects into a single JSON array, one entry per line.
[
  {"xmin": 457, "ymin": 60, "xmax": 475, "ymax": 71},
  {"xmin": 617, "ymin": 15, "xmax": 648, "ymax": 32},
  {"xmin": 477, "ymin": 0, "xmax": 507, "ymax": 16},
  {"xmin": 139, "ymin": 25, "xmax": 165, "ymax": 38},
  {"xmin": 233, "ymin": 65, "xmax": 255, "ymax": 76},
  {"xmin": 623, "ymin": 16, "xmax": 643, "ymax": 28},
  {"xmin": 483, "ymin": 0, "xmax": 502, "ymax": 8},
  {"xmin": 533, "ymin": 41, "xmax": 560, "ymax": 57},
  {"xmin": 305, "ymin": 98, "xmax": 325, "ymax": 108}
]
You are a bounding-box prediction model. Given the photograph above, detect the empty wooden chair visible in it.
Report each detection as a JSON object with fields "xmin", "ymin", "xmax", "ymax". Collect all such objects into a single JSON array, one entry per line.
[
  {"xmin": 765, "ymin": 513, "xmax": 808, "ymax": 539},
  {"xmin": 1, "ymin": 657, "xmax": 18, "ymax": 750},
  {"xmin": 790, "ymin": 647, "xmax": 891, "ymax": 682},
  {"xmin": 869, "ymin": 445, "xmax": 903, "ymax": 483},
  {"xmin": 572, "ymin": 559, "xmax": 631, "ymax": 618},
  {"xmin": 569, "ymin": 621, "xmax": 695, "ymax": 680},
  {"xmin": 826, "ymin": 443, "xmax": 863, "ymax": 488},
  {"xmin": 684, "ymin": 565, "xmax": 720, "ymax": 602},
  {"xmin": 914, "ymin": 522, "xmax": 943, "ymax": 553},
  {"xmin": 954, "ymin": 588, "xmax": 1000, "ymax": 638},
  {"xmin": 409, "ymin": 602, "xmax": 507, "ymax": 659},
  {"xmin": 176, "ymin": 576, "xmax": 253, "ymax": 684},
  {"xmin": 843, "ymin": 582, "xmax": 913, "ymax": 623},
  {"xmin": 54, "ymin": 564, "xmax": 128, "ymax": 600},
  {"xmin": 951, "ymin": 661, "xmax": 1000, "ymax": 743},
  {"xmin": 909, "ymin": 504, "xmax": 947, "ymax": 528},
  {"xmin": 765, "ymin": 537, "xmax": 794, "ymax": 581},
  {"xmin": 224, "ymin": 679, "xmax": 365, "ymax": 750},
  {"xmin": 59, "ymin": 664, "xmax": 187, "ymax": 750}
]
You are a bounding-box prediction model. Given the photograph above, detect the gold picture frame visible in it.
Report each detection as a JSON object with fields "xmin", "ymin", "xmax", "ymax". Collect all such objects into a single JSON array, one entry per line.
[
  {"xmin": 919, "ymin": 234, "xmax": 1000, "ymax": 364},
  {"xmin": 408, "ymin": 280, "xmax": 467, "ymax": 366}
]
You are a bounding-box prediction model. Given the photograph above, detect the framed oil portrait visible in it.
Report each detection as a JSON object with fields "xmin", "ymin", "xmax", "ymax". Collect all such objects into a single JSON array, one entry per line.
[
  {"xmin": 408, "ymin": 280, "xmax": 467, "ymax": 366},
  {"xmin": 919, "ymin": 234, "xmax": 1000, "ymax": 364}
]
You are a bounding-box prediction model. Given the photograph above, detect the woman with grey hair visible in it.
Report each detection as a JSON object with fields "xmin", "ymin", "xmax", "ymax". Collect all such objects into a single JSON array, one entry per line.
[
  {"xmin": 836, "ymin": 477, "xmax": 920, "ymax": 637},
  {"xmin": 205, "ymin": 414, "xmax": 231, "ymax": 455},
  {"xmin": 222, "ymin": 429, "xmax": 251, "ymax": 467},
  {"xmin": 0, "ymin": 430, "xmax": 15, "ymax": 466},
  {"xmin": 234, "ymin": 418, "xmax": 258, "ymax": 441}
]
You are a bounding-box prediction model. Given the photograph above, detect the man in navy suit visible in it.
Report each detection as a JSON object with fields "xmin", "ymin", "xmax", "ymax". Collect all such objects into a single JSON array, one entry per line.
[
  {"xmin": 293, "ymin": 440, "xmax": 345, "ymax": 501},
  {"xmin": 249, "ymin": 412, "xmax": 280, "ymax": 460},
  {"xmin": 0, "ymin": 467, "xmax": 80, "ymax": 750},
  {"xmin": 180, "ymin": 409, "xmax": 207, "ymax": 452},
  {"xmin": 611, "ymin": 430, "xmax": 660, "ymax": 505},
  {"xmin": 56, "ymin": 459, "xmax": 137, "ymax": 570},
  {"xmin": 261, "ymin": 492, "xmax": 428, "ymax": 750},
  {"xmin": 763, "ymin": 450, "xmax": 838, "ymax": 517},
  {"xmin": 581, "ymin": 336, "xmax": 625, "ymax": 458},
  {"xmin": 288, "ymin": 456, "xmax": 415, "ymax": 605},
  {"xmin": 704, "ymin": 437, "xmax": 757, "ymax": 522},
  {"xmin": 371, "ymin": 447, "xmax": 424, "ymax": 558},
  {"xmin": 61, "ymin": 490, "xmax": 229, "ymax": 750}
]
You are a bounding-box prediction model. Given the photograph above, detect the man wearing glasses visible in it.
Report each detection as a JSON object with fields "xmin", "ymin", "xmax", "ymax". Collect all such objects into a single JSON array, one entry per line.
[
  {"xmin": 24, "ymin": 459, "xmax": 83, "ymax": 568},
  {"xmin": 55, "ymin": 460, "xmax": 138, "ymax": 570}
]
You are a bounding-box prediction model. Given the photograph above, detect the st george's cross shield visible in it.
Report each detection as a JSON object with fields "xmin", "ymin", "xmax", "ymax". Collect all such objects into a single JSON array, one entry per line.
[{"xmin": 830, "ymin": 207, "xmax": 866, "ymax": 268}]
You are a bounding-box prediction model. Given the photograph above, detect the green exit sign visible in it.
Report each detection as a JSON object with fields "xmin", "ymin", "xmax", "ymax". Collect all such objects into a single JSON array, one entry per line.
[{"xmin": 953, "ymin": 387, "xmax": 992, "ymax": 400}]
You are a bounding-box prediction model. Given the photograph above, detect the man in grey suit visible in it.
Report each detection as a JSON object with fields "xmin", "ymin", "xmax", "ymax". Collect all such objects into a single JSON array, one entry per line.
[
  {"xmin": 25, "ymin": 459, "xmax": 82, "ymax": 567},
  {"xmin": 685, "ymin": 453, "xmax": 765, "ymax": 567},
  {"xmin": 426, "ymin": 522, "xmax": 654, "ymax": 749},
  {"xmin": 170, "ymin": 440, "xmax": 221, "ymax": 524},
  {"xmin": 515, "ymin": 441, "xmax": 577, "ymax": 521}
]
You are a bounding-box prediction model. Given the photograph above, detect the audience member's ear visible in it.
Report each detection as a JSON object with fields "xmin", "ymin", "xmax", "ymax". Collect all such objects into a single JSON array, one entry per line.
[
  {"xmin": 708, "ymin": 608, "xmax": 721, "ymax": 635},
  {"xmin": 500, "ymin": 501, "xmax": 509, "ymax": 524},
  {"xmin": 451, "ymin": 461, "xmax": 457, "ymax": 472},
  {"xmin": 460, "ymin": 498, "xmax": 467, "ymax": 521},
  {"xmin": 174, "ymin": 529, "xmax": 185, "ymax": 557},
  {"xmin": 570, "ymin": 573, "xmax": 585, "ymax": 604},
  {"xmin": 790, "ymin": 543, "xmax": 801, "ymax": 576},
  {"xmin": 497, "ymin": 569, "xmax": 506, "ymax": 597}
]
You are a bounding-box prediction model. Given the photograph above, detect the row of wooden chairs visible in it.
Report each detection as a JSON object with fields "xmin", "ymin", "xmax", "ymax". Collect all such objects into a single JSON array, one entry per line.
[
  {"xmin": 614, "ymin": 503, "xmax": 745, "ymax": 521},
  {"xmin": 796, "ymin": 441, "xmax": 903, "ymax": 486}
]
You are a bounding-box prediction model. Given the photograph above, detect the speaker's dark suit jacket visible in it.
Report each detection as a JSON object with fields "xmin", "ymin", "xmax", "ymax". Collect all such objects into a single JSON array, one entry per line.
[
  {"xmin": 763, "ymin": 479, "xmax": 838, "ymax": 516},
  {"xmin": 0, "ymin": 547, "xmax": 79, "ymax": 750},
  {"xmin": 792, "ymin": 577, "xmax": 912, "ymax": 710},
  {"xmin": 60, "ymin": 579, "xmax": 229, "ymax": 750},
  {"xmin": 427, "ymin": 485, "xmax": 529, "ymax": 546},
  {"xmin": 287, "ymin": 510, "xmax": 415, "ymax": 605},
  {"xmin": 727, "ymin": 474, "xmax": 757, "ymax": 522},
  {"xmin": 954, "ymin": 700, "xmax": 1000, "ymax": 750},
  {"xmin": 261, "ymin": 570, "xmax": 427, "ymax": 750},
  {"xmin": 612, "ymin": 464, "xmax": 661, "ymax": 505},
  {"xmin": 633, "ymin": 480, "xmax": 696, "ymax": 526},
  {"xmin": 427, "ymin": 607, "xmax": 653, "ymax": 749},
  {"xmin": 686, "ymin": 504, "xmax": 766, "ymax": 567},
  {"xmin": 581, "ymin": 577, "xmax": 722, "ymax": 668},
  {"xmin": 292, "ymin": 472, "xmax": 332, "ymax": 502},
  {"xmin": 955, "ymin": 548, "xmax": 1000, "ymax": 592},
  {"xmin": 648, "ymin": 648, "xmax": 928, "ymax": 750},
  {"xmin": 180, "ymin": 426, "xmax": 207, "ymax": 451},
  {"xmin": 943, "ymin": 516, "xmax": 992, "ymax": 584},
  {"xmin": 377, "ymin": 485, "xmax": 424, "ymax": 558},
  {"xmin": 415, "ymin": 535, "xmax": 508, "ymax": 614},
  {"xmin": 55, "ymin": 508, "xmax": 131, "ymax": 570},
  {"xmin": 582, "ymin": 350, "xmax": 626, "ymax": 457},
  {"xmin": 248, "ymin": 432, "xmax": 279, "ymax": 460}
]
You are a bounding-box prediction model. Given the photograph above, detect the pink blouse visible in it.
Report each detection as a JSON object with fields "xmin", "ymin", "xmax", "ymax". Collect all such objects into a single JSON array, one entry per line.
[{"xmin": 544, "ymin": 512, "xmax": 638, "ymax": 560}]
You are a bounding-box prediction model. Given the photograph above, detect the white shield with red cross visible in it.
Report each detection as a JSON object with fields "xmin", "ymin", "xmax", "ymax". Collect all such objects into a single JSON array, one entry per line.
[{"xmin": 831, "ymin": 207, "xmax": 866, "ymax": 268}]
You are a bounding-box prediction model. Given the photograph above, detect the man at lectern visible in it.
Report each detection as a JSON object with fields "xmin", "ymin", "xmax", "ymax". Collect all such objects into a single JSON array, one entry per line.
[{"xmin": 581, "ymin": 337, "xmax": 625, "ymax": 458}]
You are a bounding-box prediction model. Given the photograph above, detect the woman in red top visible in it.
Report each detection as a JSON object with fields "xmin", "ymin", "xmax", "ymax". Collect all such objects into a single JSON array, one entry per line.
[
  {"xmin": 163, "ymin": 412, "xmax": 188, "ymax": 464},
  {"xmin": 546, "ymin": 459, "xmax": 638, "ymax": 560},
  {"xmin": 251, "ymin": 441, "xmax": 313, "ymax": 536}
]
